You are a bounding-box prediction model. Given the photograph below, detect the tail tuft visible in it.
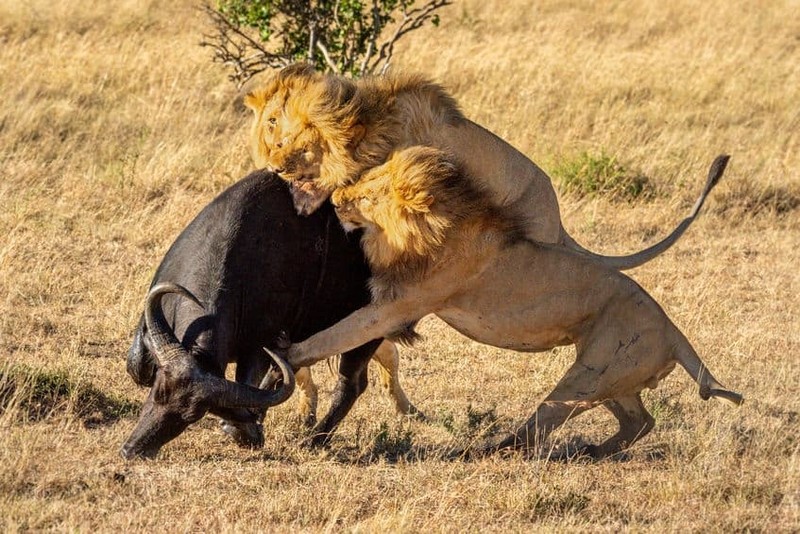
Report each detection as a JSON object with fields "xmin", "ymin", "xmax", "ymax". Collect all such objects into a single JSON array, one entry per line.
[
  {"xmin": 705, "ymin": 154, "xmax": 730, "ymax": 193},
  {"xmin": 700, "ymin": 383, "xmax": 744, "ymax": 406}
]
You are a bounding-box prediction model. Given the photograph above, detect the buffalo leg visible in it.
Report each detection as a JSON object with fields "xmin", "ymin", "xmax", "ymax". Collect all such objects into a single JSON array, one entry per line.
[
  {"xmin": 216, "ymin": 351, "xmax": 272, "ymax": 448},
  {"xmin": 309, "ymin": 339, "xmax": 383, "ymax": 446},
  {"xmin": 372, "ymin": 340, "xmax": 423, "ymax": 418},
  {"xmin": 585, "ymin": 394, "xmax": 655, "ymax": 458}
]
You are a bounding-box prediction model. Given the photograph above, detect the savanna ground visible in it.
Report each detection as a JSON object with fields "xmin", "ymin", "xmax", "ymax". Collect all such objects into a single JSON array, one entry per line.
[{"xmin": 1, "ymin": 0, "xmax": 799, "ymax": 530}]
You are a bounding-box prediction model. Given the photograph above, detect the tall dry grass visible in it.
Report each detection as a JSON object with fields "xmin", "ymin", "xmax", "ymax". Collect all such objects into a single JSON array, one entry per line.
[{"xmin": 1, "ymin": 0, "xmax": 798, "ymax": 530}]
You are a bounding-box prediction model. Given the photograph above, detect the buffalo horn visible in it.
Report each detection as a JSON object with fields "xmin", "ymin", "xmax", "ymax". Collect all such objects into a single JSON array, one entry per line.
[
  {"xmin": 144, "ymin": 282, "xmax": 202, "ymax": 366},
  {"xmin": 214, "ymin": 349, "xmax": 296, "ymax": 409},
  {"xmin": 145, "ymin": 282, "xmax": 295, "ymax": 408}
]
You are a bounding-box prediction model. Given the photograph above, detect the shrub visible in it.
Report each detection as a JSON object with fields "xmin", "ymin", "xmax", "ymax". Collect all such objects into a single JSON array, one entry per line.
[{"xmin": 202, "ymin": 0, "xmax": 451, "ymax": 85}]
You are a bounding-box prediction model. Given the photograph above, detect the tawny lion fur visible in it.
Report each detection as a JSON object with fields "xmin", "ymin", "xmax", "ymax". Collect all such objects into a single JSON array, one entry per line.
[
  {"xmin": 279, "ymin": 147, "xmax": 742, "ymax": 458},
  {"xmin": 245, "ymin": 64, "xmax": 722, "ymax": 270}
]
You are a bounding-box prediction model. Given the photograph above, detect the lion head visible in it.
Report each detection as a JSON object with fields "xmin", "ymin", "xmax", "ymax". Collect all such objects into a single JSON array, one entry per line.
[
  {"xmin": 244, "ymin": 65, "xmax": 464, "ymax": 216},
  {"xmin": 244, "ymin": 64, "xmax": 366, "ymax": 215},
  {"xmin": 332, "ymin": 146, "xmax": 464, "ymax": 270}
]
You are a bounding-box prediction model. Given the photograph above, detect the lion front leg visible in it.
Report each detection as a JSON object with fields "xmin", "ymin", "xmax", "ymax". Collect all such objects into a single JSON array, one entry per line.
[
  {"xmin": 294, "ymin": 367, "xmax": 319, "ymax": 427},
  {"xmin": 372, "ymin": 340, "xmax": 424, "ymax": 419},
  {"xmin": 287, "ymin": 301, "xmax": 424, "ymax": 369}
]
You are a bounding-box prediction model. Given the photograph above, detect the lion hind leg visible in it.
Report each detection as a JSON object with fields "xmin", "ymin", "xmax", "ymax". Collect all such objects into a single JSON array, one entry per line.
[
  {"xmin": 585, "ymin": 394, "xmax": 655, "ymax": 458},
  {"xmin": 294, "ymin": 366, "xmax": 319, "ymax": 426},
  {"xmin": 372, "ymin": 340, "xmax": 424, "ymax": 419},
  {"xmin": 492, "ymin": 400, "xmax": 595, "ymax": 454},
  {"xmin": 487, "ymin": 361, "xmax": 610, "ymax": 454}
]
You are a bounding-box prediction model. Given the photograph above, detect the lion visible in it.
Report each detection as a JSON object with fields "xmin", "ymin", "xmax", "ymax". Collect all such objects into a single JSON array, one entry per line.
[
  {"xmin": 244, "ymin": 64, "xmax": 723, "ymax": 270},
  {"xmin": 269, "ymin": 147, "xmax": 742, "ymax": 458}
]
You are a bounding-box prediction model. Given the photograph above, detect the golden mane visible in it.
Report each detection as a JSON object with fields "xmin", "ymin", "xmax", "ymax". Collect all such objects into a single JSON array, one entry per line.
[
  {"xmin": 246, "ymin": 65, "xmax": 465, "ymax": 193},
  {"xmin": 333, "ymin": 146, "xmax": 519, "ymax": 301}
]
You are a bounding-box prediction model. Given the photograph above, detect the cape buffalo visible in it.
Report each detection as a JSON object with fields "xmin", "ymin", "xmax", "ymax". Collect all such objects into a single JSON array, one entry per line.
[{"xmin": 121, "ymin": 170, "xmax": 415, "ymax": 459}]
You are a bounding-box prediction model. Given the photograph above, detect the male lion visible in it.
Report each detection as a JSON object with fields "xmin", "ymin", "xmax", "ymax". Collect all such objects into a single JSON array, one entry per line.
[
  {"xmin": 270, "ymin": 148, "xmax": 742, "ymax": 458},
  {"xmin": 244, "ymin": 64, "xmax": 721, "ymax": 270}
]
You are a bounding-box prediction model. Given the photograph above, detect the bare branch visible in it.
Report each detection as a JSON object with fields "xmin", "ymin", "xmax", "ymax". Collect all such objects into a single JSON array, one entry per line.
[
  {"xmin": 359, "ymin": 0, "xmax": 382, "ymax": 77},
  {"xmin": 308, "ymin": 25, "xmax": 316, "ymax": 63},
  {"xmin": 316, "ymin": 41, "xmax": 341, "ymax": 74},
  {"xmin": 199, "ymin": 3, "xmax": 290, "ymax": 87},
  {"xmin": 369, "ymin": 0, "xmax": 451, "ymax": 75}
]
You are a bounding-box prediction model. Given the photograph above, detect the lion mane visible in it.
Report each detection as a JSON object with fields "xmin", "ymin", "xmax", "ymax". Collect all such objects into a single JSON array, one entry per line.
[
  {"xmin": 246, "ymin": 66, "xmax": 465, "ymax": 195},
  {"xmin": 332, "ymin": 146, "xmax": 521, "ymax": 302}
]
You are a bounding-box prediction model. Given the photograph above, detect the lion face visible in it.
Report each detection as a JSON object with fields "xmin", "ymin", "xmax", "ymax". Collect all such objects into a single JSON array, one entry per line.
[
  {"xmin": 246, "ymin": 85, "xmax": 332, "ymax": 215},
  {"xmin": 331, "ymin": 176, "xmax": 388, "ymax": 234},
  {"xmin": 245, "ymin": 65, "xmax": 364, "ymax": 216},
  {"xmin": 262, "ymin": 113, "xmax": 332, "ymax": 215},
  {"xmin": 332, "ymin": 147, "xmax": 458, "ymax": 268}
]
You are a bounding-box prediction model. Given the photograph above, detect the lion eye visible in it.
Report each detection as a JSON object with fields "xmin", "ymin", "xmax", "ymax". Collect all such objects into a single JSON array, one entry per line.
[{"xmin": 268, "ymin": 117, "xmax": 277, "ymax": 125}]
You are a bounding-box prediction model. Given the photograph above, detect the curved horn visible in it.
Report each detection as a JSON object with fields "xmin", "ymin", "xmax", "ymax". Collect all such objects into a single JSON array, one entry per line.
[
  {"xmin": 213, "ymin": 348, "xmax": 296, "ymax": 408},
  {"xmin": 144, "ymin": 282, "xmax": 203, "ymax": 366},
  {"xmin": 144, "ymin": 282, "xmax": 294, "ymax": 408}
]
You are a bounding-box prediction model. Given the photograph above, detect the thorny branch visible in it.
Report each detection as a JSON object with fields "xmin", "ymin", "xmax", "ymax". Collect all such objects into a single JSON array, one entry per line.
[{"xmin": 370, "ymin": 0, "xmax": 451, "ymax": 76}]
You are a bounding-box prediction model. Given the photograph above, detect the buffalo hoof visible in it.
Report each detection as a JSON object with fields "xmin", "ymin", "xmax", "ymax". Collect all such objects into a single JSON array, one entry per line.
[
  {"xmin": 575, "ymin": 443, "xmax": 631, "ymax": 462},
  {"xmin": 220, "ymin": 420, "xmax": 264, "ymax": 449},
  {"xmin": 304, "ymin": 428, "xmax": 334, "ymax": 448}
]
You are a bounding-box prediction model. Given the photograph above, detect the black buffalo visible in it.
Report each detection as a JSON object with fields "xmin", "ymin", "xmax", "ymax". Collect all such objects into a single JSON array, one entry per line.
[{"xmin": 121, "ymin": 170, "xmax": 387, "ymax": 459}]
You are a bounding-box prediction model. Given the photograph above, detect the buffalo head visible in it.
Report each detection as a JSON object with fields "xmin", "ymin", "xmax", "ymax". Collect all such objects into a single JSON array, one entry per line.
[{"xmin": 120, "ymin": 283, "xmax": 295, "ymax": 459}]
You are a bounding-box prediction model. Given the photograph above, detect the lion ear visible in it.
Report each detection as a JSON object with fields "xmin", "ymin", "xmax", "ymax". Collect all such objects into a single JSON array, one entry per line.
[
  {"xmin": 348, "ymin": 124, "xmax": 366, "ymax": 148},
  {"xmin": 243, "ymin": 91, "xmax": 265, "ymax": 113},
  {"xmin": 392, "ymin": 178, "xmax": 434, "ymax": 214}
]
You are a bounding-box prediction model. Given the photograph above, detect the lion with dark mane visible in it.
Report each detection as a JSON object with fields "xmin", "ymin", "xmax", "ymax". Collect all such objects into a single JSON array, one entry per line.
[
  {"xmin": 245, "ymin": 64, "xmax": 722, "ymax": 270},
  {"xmin": 273, "ymin": 147, "xmax": 742, "ymax": 458}
]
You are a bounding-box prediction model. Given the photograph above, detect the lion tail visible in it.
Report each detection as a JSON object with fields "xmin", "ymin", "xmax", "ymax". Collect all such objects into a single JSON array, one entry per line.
[{"xmin": 562, "ymin": 155, "xmax": 730, "ymax": 271}]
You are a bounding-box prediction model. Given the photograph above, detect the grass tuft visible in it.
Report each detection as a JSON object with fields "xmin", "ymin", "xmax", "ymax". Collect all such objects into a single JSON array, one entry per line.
[
  {"xmin": 368, "ymin": 421, "xmax": 416, "ymax": 462},
  {"xmin": 552, "ymin": 151, "xmax": 653, "ymax": 202},
  {"xmin": 530, "ymin": 491, "xmax": 591, "ymax": 519},
  {"xmin": 0, "ymin": 364, "xmax": 138, "ymax": 426}
]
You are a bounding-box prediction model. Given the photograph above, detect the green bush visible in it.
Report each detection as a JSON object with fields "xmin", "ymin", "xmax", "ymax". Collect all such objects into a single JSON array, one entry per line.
[{"xmin": 203, "ymin": 0, "xmax": 451, "ymax": 84}]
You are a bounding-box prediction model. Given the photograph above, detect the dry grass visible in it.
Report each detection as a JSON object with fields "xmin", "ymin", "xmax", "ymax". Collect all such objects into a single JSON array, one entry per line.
[{"xmin": 1, "ymin": 0, "xmax": 798, "ymax": 530}]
